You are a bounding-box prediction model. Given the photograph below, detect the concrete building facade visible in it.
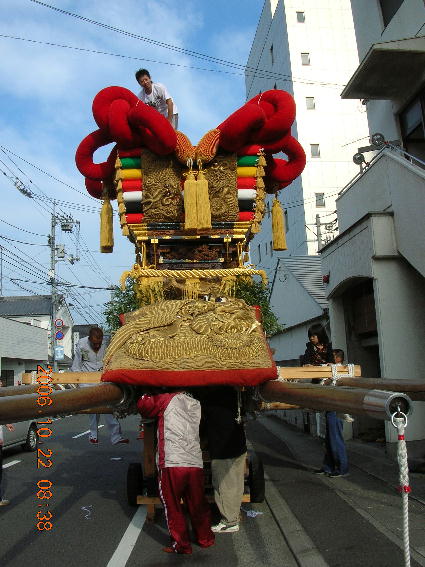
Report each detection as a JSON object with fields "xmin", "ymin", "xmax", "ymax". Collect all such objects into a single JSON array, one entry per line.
[
  {"xmin": 245, "ymin": 0, "xmax": 369, "ymax": 365},
  {"xmin": 0, "ymin": 316, "xmax": 48, "ymax": 386},
  {"xmin": 246, "ymin": 0, "xmax": 369, "ymax": 258},
  {"xmin": 321, "ymin": 0, "xmax": 425, "ymax": 460},
  {"xmin": 0, "ymin": 295, "xmax": 74, "ymax": 367}
]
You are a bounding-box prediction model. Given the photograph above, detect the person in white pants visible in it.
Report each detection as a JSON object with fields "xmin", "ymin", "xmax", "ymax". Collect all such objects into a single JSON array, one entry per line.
[{"xmin": 71, "ymin": 328, "xmax": 128, "ymax": 445}]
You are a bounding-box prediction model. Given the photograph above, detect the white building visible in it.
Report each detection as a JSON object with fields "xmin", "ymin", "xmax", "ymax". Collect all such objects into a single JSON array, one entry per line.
[
  {"xmin": 0, "ymin": 317, "xmax": 48, "ymax": 386},
  {"xmin": 321, "ymin": 0, "xmax": 425, "ymax": 462},
  {"xmin": 246, "ymin": 0, "xmax": 369, "ymax": 258},
  {"xmin": 0, "ymin": 295, "xmax": 74, "ymax": 368},
  {"xmin": 246, "ymin": 0, "xmax": 369, "ymax": 363}
]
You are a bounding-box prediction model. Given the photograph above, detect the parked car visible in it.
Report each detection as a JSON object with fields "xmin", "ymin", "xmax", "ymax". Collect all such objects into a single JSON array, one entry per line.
[{"xmin": 2, "ymin": 420, "xmax": 38, "ymax": 452}]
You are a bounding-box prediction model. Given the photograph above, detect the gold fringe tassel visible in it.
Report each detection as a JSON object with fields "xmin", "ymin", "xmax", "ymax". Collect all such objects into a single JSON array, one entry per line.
[
  {"xmin": 219, "ymin": 275, "xmax": 237, "ymax": 297},
  {"xmin": 257, "ymin": 151, "xmax": 267, "ymax": 167},
  {"xmin": 184, "ymin": 160, "xmax": 198, "ymax": 230},
  {"xmin": 196, "ymin": 161, "xmax": 211, "ymax": 230},
  {"xmin": 135, "ymin": 278, "xmax": 164, "ymax": 305},
  {"xmin": 272, "ymin": 197, "xmax": 287, "ymax": 251},
  {"xmin": 183, "ymin": 278, "xmax": 201, "ymax": 299},
  {"xmin": 100, "ymin": 184, "xmax": 114, "ymax": 253},
  {"xmin": 256, "ymin": 176, "xmax": 265, "ymax": 189}
]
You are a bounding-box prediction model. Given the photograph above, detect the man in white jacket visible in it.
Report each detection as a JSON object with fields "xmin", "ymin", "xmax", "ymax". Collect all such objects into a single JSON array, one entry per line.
[
  {"xmin": 71, "ymin": 328, "xmax": 128, "ymax": 445},
  {"xmin": 138, "ymin": 390, "xmax": 214, "ymax": 554}
]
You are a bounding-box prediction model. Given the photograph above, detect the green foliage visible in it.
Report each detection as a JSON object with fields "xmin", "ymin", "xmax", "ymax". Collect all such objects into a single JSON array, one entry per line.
[
  {"xmin": 104, "ymin": 276, "xmax": 283, "ymax": 338},
  {"xmin": 104, "ymin": 279, "xmax": 138, "ymax": 333},
  {"xmin": 234, "ymin": 277, "xmax": 283, "ymax": 337}
]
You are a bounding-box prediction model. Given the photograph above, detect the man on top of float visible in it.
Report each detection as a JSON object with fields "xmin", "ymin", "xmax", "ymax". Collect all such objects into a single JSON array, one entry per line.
[{"xmin": 135, "ymin": 68, "xmax": 178, "ymax": 130}]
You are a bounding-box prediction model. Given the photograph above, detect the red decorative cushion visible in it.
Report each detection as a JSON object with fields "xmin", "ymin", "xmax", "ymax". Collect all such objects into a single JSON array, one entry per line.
[
  {"xmin": 75, "ymin": 130, "xmax": 117, "ymax": 181},
  {"xmin": 118, "ymin": 148, "xmax": 143, "ymax": 157},
  {"xmin": 237, "ymin": 177, "xmax": 256, "ymax": 189},
  {"xmin": 122, "ymin": 179, "xmax": 143, "ymax": 191},
  {"xmin": 125, "ymin": 213, "xmax": 145, "ymax": 223},
  {"xmin": 238, "ymin": 211, "xmax": 255, "ymax": 221},
  {"xmin": 102, "ymin": 365, "xmax": 277, "ymax": 388}
]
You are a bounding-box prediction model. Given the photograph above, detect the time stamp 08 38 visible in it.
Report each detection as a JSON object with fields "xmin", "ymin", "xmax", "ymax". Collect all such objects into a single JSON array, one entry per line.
[{"xmin": 35, "ymin": 365, "xmax": 55, "ymax": 531}]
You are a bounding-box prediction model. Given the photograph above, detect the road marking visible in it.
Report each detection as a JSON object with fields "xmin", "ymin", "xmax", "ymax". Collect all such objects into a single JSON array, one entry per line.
[
  {"xmin": 264, "ymin": 471, "xmax": 329, "ymax": 567},
  {"xmin": 106, "ymin": 506, "xmax": 147, "ymax": 567},
  {"xmin": 73, "ymin": 425, "xmax": 104, "ymax": 439},
  {"xmin": 3, "ymin": 460, "xmax": 21, "ymax": 469}
]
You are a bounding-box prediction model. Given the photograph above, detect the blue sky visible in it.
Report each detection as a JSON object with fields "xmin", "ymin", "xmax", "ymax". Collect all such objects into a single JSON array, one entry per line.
[{"xmin": 0, "ymin": 0, "xmax": 264, "ymax": 325}]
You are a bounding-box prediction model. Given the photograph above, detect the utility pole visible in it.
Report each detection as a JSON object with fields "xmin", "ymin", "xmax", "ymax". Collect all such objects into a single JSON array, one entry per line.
[
  {"xmin": 48, "ymin": 205, "xmax": 80, "ymax": 371},
  {"xmin": 315, "ymin": 214, "xmax": 323, "ymax": 251},
  {"xmin": 0, "ymin": 245, "xmax": 3, "ymax": 297},
  {"xmin": 50, "ymin": 202, "xmax": 58, "ymax": 372}
]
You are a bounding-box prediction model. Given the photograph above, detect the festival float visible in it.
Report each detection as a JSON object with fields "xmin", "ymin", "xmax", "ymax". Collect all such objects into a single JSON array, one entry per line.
[{"xmin": 0, "ymin": 86, "xmax": 419, "ymax": 520}]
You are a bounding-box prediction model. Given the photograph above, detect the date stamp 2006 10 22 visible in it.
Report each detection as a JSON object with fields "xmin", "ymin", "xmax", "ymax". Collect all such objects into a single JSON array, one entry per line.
[{"xmin": 35, "ymin": 365, "xmax": 54, "ymax": 531}]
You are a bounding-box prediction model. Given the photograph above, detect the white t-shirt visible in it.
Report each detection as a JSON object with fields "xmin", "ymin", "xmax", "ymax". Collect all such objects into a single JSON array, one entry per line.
[{"xmin": 137, "ymin": 82, "xmax": 178, "ymax": 118}]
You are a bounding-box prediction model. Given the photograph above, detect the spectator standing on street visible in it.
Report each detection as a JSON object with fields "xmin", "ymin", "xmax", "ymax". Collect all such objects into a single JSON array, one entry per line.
[
  {"xmin": 71, "ymin": 328, "xmax": 128, "ymax": 445},
  {"xmin": 315, "ymin": 349, "xmax": 350, "ymax": 478},
  {"xmin": 137, "ymin": 390, "xmax": 214, "ymax": 554},
  {"xmin": 199, "ymin": 386, "xmax": 247, "ymax": 534},
  {"xmin": 135, "ymin": 68, "xmax": 178, "ymax": 129},
  {"xmin": 0, "ymin": 380, "xmax": 15, "ymax": 506}
]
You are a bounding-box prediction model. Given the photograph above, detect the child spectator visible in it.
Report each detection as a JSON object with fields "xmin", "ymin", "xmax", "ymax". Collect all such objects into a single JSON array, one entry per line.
[
  {"xmin": 333, "ymin": 349, "xmax": 354, "ymax": 423},
  {"xmin": 137, "ymin": 390, "xmax": 214, "ymax": 554}
]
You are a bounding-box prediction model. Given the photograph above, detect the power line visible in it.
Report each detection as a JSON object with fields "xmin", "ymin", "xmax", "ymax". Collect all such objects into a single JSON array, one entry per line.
[
  {"xmin": 28, "ymin": 0, "xmax": 277, "ymax": 71},
  {"xmin": 0, "ymin": 33, "xmax": 347, "ymax": 89},
  {"xmin": 246, "ymin": 4, "xmax": 275, "ymax": 98},
  {"xmin": 0, "ymin": 234, "xmax": 48, "ymax": 246},
  {"xmin": 0, "ymin": 157, "xmax": 114, "ymax": 287},
  {"xmin": 0, "ymin": 219, "xmax": 47, "ymax": 238},
  {"xmin": 0, "ymin": 145, "xmax": 97, "ymax": 202},
  {"xmin": 8, "ymin": 276, "xmax": 114, "ymax": 290}
]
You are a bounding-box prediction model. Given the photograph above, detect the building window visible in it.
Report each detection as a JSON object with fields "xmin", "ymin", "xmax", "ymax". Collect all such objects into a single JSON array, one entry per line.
[
  {"xmin": 315, "ymin": 193, "xmax": 325, "ymax": 207},
  {"xmin": 301, "ymin": 52, "xmax": 310, "ymax": 66},
  {"xmin": 378, "ymin": 0, "xmax": 404, "ymax": 28},
  {"xmin": 274, "ymin": 83, "xmax": 277, "ymax": 89},
  {"xmin": 270, "ymin": 241, "xmax": 273, "ymax": 256},
  {"xmin": 1, "ymin": 369, "xmax": 14, "ymax": 387},
  {"xmin": 296, "ymin": 11, "xmax": 305, "ymax": 23},
  {"xmin": 306, "ymin": 96, "xmax": 315, "ymax": 109},
  {"xmin": 257, "ymin": 244, "xmax": 261, "ymax": 263},
  {"xmin": 265, "ymin": 242, "xmax": 268, "ymax": 255},
  {"xmin": 398, "ymin": 88, "xmax": 425, "ymax": 163},
  {"xmin": 310, "ymin": 143, "xmax": 320, "ymax": 157},
  {"xmin": 270, "ymin": 44, "xmax": 274, "ymax": 66},
  {"xmin": 284, "ymin": 209, "xmax": 289, "ymax": 231}
]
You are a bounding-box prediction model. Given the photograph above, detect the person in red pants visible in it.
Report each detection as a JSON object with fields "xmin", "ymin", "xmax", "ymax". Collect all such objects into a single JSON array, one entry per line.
[{"xmin": 137, "ymin": 390, "xmax": 214, "ymax": 554}]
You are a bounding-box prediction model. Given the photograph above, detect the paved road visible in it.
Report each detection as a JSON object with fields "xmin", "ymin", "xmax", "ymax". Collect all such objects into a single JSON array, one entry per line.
[{"xmin": 1, "ymin": 413, "xmax": 423, "ymax": 566}]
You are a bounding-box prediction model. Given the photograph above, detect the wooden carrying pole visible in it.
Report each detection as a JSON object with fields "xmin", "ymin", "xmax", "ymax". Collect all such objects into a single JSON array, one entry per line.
[
  {"xmin": 0, "ymin": 383, "xmax": 123, "ymax": 425},
  {"xmin": 22, "ymin": 372, "xmax": 102, "ymax": 385},
  {"xmin": 258, "ymin": 380, "xmax": 413, "ymax": 421}
]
